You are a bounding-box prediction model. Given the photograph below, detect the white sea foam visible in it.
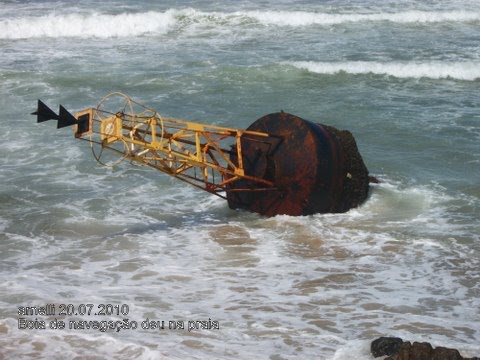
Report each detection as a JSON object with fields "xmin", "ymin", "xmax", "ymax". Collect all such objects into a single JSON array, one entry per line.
[
  {"xmin": 240, "ymin": 9, "xmax": 480, "ymax": 26},
  {"xmin": 0, "ymin": 11, "xmax": 177, "ymax": 39},
  {"xmin": 1, "ymin": 9, "xmax": 479, "ymax": 39},
  {"xmin": 333, "ymin": 339, "xmax": 480, "ymax": 360},
  {"xmin": 332, "ymin": 340, "xmax": 374, "ymax": 360},
  {"xmin": 0, "ymin": 218, "xmax": 8, "ymax": 233},
  {"xmin": 288, "ymin": 61, "xmax": 480, "ymax": 81}
]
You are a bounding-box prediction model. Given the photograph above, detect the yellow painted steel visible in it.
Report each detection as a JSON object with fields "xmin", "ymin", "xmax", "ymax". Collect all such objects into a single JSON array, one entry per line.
[{"xmin": 73, "ymin": 93, "xmax": 276, "ymax": 197}]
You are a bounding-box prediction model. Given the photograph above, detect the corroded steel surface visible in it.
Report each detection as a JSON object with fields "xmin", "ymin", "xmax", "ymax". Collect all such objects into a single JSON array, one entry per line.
[{"xmin": 226, "ymin": 112, "xmax": 369, "ymax": 216}]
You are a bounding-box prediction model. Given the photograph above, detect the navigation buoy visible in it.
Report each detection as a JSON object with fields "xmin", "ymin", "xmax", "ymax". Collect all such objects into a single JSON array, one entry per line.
[{"xmin": 33, "ymin": 94, "xmax": 372, "ymax": 217}]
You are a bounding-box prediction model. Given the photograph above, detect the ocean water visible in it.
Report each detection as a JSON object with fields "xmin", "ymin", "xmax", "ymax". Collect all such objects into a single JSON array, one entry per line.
[{"xmin": 0, "ymin": 0, "xmax": 479, "ymax": 359}]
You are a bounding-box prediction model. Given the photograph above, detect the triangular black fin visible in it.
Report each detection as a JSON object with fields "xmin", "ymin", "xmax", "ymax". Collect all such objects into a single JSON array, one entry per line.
[
  {"xmin": 32, "ymin": 100, "xmax": 59, "ymax": 123},
  {"xmin": 57, "ymin": 105, "xmax": 77, "ymax": 128}
]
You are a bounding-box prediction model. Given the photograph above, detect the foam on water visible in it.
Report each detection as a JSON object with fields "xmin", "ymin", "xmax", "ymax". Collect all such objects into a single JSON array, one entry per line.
[
  {"xmin": 1, "ymin": 173, "xmax": 479, "ymax": 358},
  {"xmin": 240, "ymin": 9, "xmax": 480, "ymax": 26},
  {"xmin": 287, "ymin": 61, "xmax": 480, "ymax": 81},
  {"xmin": 333, "ymin": 339, "xmax": 480, "ymax": 360},
  {"xmin": 0, "ymin": 11, "xmax": 178, "ymax": 39},
  {"xmin": 0, "ymin": 319, "xmax": 167, "ymax": 359}
]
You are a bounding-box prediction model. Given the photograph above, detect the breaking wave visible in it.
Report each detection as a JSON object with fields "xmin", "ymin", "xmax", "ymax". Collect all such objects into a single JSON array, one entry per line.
[
  {"xmin": 240, "ymin": 9, "xmax": 480, "ymax": 26},
  {"xmin": 0, "ymin": 11, "xmax": 178, "ymax": 39},
  {"xmin": 1, "ymin": 8, "xmax": 480, "ymax": 39},
  {"xmin": 287, "ymin": 61, "xmax": 480, "ymax": 81}
]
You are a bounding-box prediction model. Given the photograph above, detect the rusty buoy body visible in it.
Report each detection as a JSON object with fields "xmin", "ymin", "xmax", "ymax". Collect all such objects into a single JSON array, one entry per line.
[{"xmin": 227, "ymin": 112, "xmax": 370, "ymax": 216}]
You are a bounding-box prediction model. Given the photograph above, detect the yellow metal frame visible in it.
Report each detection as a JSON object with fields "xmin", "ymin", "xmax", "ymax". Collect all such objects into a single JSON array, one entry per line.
[
  {"xmin": 100, "ymin": 115, "xmax": 122, "ymax": 144},
  {"xmin": 74, "ymin": 108, "xmax": 94, "ymax": 138},
  {"xmin": 73, "ymin": 93, "xmax": 277, "ymax": 197}
]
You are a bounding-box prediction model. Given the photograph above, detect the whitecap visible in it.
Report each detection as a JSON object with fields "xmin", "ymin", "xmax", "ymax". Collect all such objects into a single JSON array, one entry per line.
[
  {"xmin": 0, "ymin": 10, "xmax": 178, "ymax": 39},
  {"xmin": 240, "ymin": 10, "xmax": 480, "ymax": 27},
  {"xmin": 287, "ymin": 61, "xmax": 480, "ymax": 81},
  {"xmin": 2, "ymin": 9, "xmax": 480, "ymax": 39}
]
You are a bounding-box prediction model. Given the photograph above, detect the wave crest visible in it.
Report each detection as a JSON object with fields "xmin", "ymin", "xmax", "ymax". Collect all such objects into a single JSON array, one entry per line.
[
  {"xmin": 288, "ymin": 61, "xmax": 480, "ymax": 81},
  {"xmin": 241, "ymin": 10, "xmax": 480, "ymax": 26},
  {"xmin": 1, "ymin": 9, "xmax": 479, "ymax": 39},
  {"xmin": 0, "ymin": 11, "xmax": 177, "ymax": 39}
]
